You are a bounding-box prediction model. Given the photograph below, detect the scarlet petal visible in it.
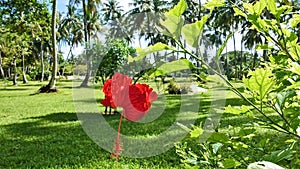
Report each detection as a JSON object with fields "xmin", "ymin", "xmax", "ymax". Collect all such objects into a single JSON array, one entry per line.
[
  {"xmin": 111, "ymin": 72, "xmax": 132, "ymax": 107},
  {"xmin": 149, "ymin": 91, "xmax": 158, "ymax": 102},
  {"xmin": 121, "ymin": 83, "xmax": 158, "ymax": 122},
  {"xmin": 100, "ymin": 95, "xmax": 116, "ymax": 108},
  {"xmin": 122, "ymin": 108, "xmax": 147, "ymax": 122},
  {"xmin": 101, "ymin": 79, "xmax": 117, "ymax": 108}
]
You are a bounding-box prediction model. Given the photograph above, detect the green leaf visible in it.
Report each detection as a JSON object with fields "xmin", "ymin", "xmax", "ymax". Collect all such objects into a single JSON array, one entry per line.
[
  {"xmin": 166, "ymin": 0, "xmax": 187, "ymax": 17},
  {"xmin": 209, "ymin": 132, "xmax": 229, "ymax": 143},
  {"xmin": 239, "ymin": 128, "xmax": 256, "ymax": 137},
  {"xmin": 190, "ymin": 126, "xmax": 203, "ymax": 138},
  {"xmin": 286, "ymin": 81, "xmax": 300, "ymax": 90},
  {"xmin": 288, "ymin": 44, "xmax": 300, "ymax": 61},
  {"xmin": 159, "ymin": 0, "xmax": 187, "ymax": 39},
  {"xmin": 150, "ymin": 59, "xmax": 195, "ymax": 77},
  {"xmin": 253, "ymin": 0, "xmax": 267, "ymax": 16},
  {"xmin": 224, "ymin": 105, "xmax": 250, "ymax": 115},
  {"xmin": 243, "ymin": 3, "xmax": 255, "ymax": 14},
  {"xmin": 288, "ymin": 62, "xmax": 300, "ymax": 76},
  {"xmin": 160, "ymin": 13, "xmax": 184, "ymax": 40},
  {"xmin": 264, "ymin": 148, "xmax": 294, "ymax": 163},
  {"xmin": 265, "ymin": 0, "xmax": 276, "ymax": 15},
  {"xmin": 222, "ymin": 159, "xmax": 241, "ymax": 169},
  {"xmin": 290, "ymin": 14, "xmax": 300, "ymax": 28},
  {"xmin": 255, "ymin": 44, "xmax": 274, "ymax": 50},
  {"xmin": 182, "ymin": 16, "xmax": 208, "ymax": 47},
  {"xmin": 216, "ymin": 33, "xmax": 232, "ymax": 61},
  {"xmin": 211, "ymin": 142, "xmax": 223, "ymax": 154},
  {"xmin": 233, "ymin": 7, "xmax": 246, "ymax": 17},
  {"xmin": 204, "ymin": 0, "xmax": 225, "ymax": 12},
  {"xmin": 243, "ymin": 68, "xmax": 275, "ymax": 101},
  {"xmin": 129, "ymin": 43, "xmax": 173, "ymax": 62},
  {"xmin": 275, "ymin": 90, "xmax": 296, "ymax": 110}
]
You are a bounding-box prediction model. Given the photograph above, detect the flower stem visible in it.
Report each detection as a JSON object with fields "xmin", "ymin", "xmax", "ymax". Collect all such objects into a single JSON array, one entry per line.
[{"xmin": 110, "ymin": 115, "xmax": 123, "ymax": 161}]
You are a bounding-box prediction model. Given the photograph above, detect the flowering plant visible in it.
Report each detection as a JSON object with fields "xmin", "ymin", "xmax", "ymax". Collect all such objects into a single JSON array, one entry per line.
[{"xmin": 100, "ymin": 72, "xmax": 158, "ymax": 161}]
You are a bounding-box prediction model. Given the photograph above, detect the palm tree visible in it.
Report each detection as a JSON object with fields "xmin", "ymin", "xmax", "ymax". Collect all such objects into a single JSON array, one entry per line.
[
  {"xmin": 69, "ymin": 0, "xmax": 101, "ymax": 87},
  {"xmin": 40, "ymin": 0, "xmax": 58, "ymax": 92},
  {"xmin": 100, "ymin": 0, "xmax": 132, "ymax": 41},
  {"xmin": 0, "ymin": 30, "xmax": 6, "ymax": 79},
  {"xmin": 241, "ymin": 26, "xmax": 263, "ymax": 69},
  {"xmin": 126, "ymin": 0, "xmax": 169, "ymax": 46},
  {"xmin": 58, "ymin": 4, "xmax": 84, "ymax": 76},
  {"xmin": 102, "ymin": 0, "xmax": 124, "ymax": 24},
  {"xmin": 209, "ymin": 0, "xmax": 245, "ymax": 79}
]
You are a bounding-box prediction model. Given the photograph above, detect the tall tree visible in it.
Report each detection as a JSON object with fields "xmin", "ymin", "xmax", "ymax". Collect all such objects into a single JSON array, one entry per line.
[
  {"xmin": 40, "ymin": 0, "xmax": 58, "ymax": 92},
  {"xmin": 102, "ymin": 0, "xmax": 124, "ymax": 24},
  {"xmin": 0, "ymin": 31, "xmax": 5, "ymax": 79},
  {"xmin": 58, "ymin": 4, "xmax": 84, "ymax": 76},
  {"xmin": 208, "ymin": 0, "xmax": 244, "ymax": 79},
  {"xmin": 126, "ymin": 0, "xmax": 170, "ymax": 45},
  {"xmin": 69, "ymin": 0, "xmax": 101, "ymax": 87}
]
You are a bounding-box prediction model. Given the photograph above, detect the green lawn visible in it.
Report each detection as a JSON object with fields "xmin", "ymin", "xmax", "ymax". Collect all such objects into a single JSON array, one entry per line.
[{"xmin": 0, "ymin": 80, "xmax": 298, "ymax": 168}]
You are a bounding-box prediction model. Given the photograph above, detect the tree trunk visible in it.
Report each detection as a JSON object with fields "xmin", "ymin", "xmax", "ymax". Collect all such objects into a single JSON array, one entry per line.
[
  {"xmin": 40, "ymin": 42, "xmax": 45, "ymax": 82},
  {"xmin": 13, "ymin": 56, "xmax": 17, "ymax": 86},
  {"xmin": 22, "ymin": 54, "xmax": 28, "ymax": 84},
  {"xmin": 226, "ymin": 46, "xmax": 230, "ymax": 79},
  {"xmin": 39, "ymin": 0, "xmax": 57, "ymax": 92},
  {"xmin": 80, "ymin": 0, "xmax": 91, "ymax": 87},
  {"xmin": 240, "ymin": 40, "xmax": 243, "ymax": 80},
  {"xmin": 253, "ymin": 51, "xmax": 257, "ymax": 70},
  {"xmin": 8, "ymin": 67, "xmax": 11, "ymax": 78},
  {"xmin": 263, "ymin": 38, "xmax": 268, "ymax": 62},
  {"xmin": 48, "ymin": 0, "xmax": 58, "ymax": 88},
  {"xmin": 232, "ymin": 26, "xmax": 237, "ymax": 80},
  {"xmin": 0, "ymin": 51, "xmax": 4, "ymax": 79}
]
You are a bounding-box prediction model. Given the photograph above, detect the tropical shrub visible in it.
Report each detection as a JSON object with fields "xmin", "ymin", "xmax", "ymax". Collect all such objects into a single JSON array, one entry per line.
[{"xmin": 131, "ymin": 0, "xmax": 300, "ymax": 168}]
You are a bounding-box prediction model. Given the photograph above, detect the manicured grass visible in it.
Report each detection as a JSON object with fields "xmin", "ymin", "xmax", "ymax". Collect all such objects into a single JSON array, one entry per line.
[
  {"xmin": 0, "ymin": 80, "xmax": 192, "ymax": 168},
  {"xmin": 0, "ymin": 80, "xmax": 298, "ymax": 168}
]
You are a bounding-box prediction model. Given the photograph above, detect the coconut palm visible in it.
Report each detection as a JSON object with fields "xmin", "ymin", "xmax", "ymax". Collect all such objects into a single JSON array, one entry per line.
[
  {"xmin": 102, "ymin": 0, "xmax": 124, "ymax": 24},
  {"xmin": 126, "ymin": 0, "xmax": 169, "ymax": 46},
  {"xmin": 69, "ymin": 0, "xmax": 101, "ymax": 87},
  {"xmin": 100, "ymin": 0, "xmax": 132, "ymax": 41},
  {"xmin": 59, "ymin": 5, "xmax": 84, "ymax": 63},
  {"xmin": 39, "ymin": 0, "xmax": 58, "ymax": 92}
]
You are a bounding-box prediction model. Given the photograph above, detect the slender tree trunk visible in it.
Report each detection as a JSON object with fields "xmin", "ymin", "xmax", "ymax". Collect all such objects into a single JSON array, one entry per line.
[
  {"xmin": 253, "ymin": 50, "xmax": 257, "ymax": 70},
  {"xmin": 232, "ymin": 26, "xmax": 237, "ymax": 80},
  {"xmin": 40, "ymin": 0, "xmax": 57, "ymax": 92},
  {"xmin": 80, "ymin": 0, "xmax": 91, "ymax": 87},
  {"xmin": 40, "ymin": 42, "xmax": 45, "ymax": 82},
  {"xmin": 22, "ymin": 54, "xmax": 28, "ymax": 84},
  {"xmin": 263, "ymin": 38, "xmax": 268, "ymax": 62},
  {"xmin": 8, "ymin": 67, "xmax": 11, "ymax": 78},
  {"xmin": 240, "ymin": 40, "xmax": 243, "ymax": 80},
  {"xmin": 0, "ymin": 52, "xmax": 4, "ymax": 79},
  {"xmin": 226, "ymin": 46, "xmax": 230, "ymax": 79},
  {"xmin": 13, "ymin": 56, "xmax": 17, "ymax": 86},
  {"xmin": 48, "ymin": 0, "xmax": 58, "ymax": 89}
]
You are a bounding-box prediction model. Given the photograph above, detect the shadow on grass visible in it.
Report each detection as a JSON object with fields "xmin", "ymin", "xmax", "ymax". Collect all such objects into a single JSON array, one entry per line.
[
  {"xmin": 0, "ymin": 117, "xmax": 111, "ymax": 168},
  {"xmin": 0, "ymin": 111, "xmax": 185, "ymax": 168},
  {"xmin": 28, "ymin": 112, "xmax": 79, "ymax": 122}
]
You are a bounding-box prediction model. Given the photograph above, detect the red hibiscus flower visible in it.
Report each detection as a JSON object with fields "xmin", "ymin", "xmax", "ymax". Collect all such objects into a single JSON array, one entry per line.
[
  {"xmin": 100, "ymin": 72, "xmax": 158, "ymax": 161},
  {"xmin": 101, "ymin": 72, "xmax": 158, "ymax": 121}
]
